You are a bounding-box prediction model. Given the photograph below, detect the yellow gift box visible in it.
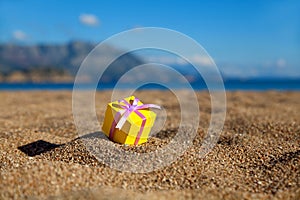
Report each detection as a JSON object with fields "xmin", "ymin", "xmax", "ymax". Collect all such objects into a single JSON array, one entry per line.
[{"xmin": 102, "ymin": 96, "xmax": 160, "ymax": 145}]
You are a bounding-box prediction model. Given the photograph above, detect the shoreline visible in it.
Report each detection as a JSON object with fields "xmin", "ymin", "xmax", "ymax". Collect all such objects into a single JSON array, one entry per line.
[{"xmin": 1, "ymin": 79, "xmax": 300, "ymax": 91}]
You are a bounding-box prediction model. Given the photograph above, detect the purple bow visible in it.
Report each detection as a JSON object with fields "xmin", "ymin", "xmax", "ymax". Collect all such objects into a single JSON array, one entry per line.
[{"xmin": 115, "ymin": 97, "xmax": 161, "ymax": 130}]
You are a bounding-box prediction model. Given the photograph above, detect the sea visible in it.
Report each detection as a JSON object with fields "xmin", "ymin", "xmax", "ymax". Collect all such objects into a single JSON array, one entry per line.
[{"xmin": 0, "ymin": 79, "xmax": 299, "ymax": 91}]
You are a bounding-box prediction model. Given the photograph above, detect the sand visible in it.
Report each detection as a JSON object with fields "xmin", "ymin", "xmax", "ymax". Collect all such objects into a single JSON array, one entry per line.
[{"xmin": 0, "ymin": 91, "xmax": 299, "ymax": 199}]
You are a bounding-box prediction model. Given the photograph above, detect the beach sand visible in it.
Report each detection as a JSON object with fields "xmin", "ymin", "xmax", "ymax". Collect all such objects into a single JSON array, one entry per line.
[{"xmin": 0, "ymin": 91, "xmax": 299, "ymax": 199}]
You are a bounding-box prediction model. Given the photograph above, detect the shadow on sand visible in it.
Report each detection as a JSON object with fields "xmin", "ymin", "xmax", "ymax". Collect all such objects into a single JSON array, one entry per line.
[
  {"xmin": 18, "ymin": 140, "xmax": 61, "ymax": 156},
  {"xmin": 17, "ymin": 132, "xmax": 108, "ymax": 157}
]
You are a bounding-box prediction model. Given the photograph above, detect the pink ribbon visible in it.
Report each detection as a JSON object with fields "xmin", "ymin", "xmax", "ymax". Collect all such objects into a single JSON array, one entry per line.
[{"xmin": 109, "ymin": 97, "xmax": 161, "ymax": 145}]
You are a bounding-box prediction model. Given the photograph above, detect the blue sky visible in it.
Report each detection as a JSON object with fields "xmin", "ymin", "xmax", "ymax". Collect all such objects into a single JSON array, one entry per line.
[{"xmin": 0, "ymin": 0, "xmax": 299, "ymax": 77}]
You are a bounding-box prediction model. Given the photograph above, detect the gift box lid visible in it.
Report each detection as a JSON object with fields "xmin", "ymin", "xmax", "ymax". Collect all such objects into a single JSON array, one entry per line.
[{"xmin": 108, "ymin": 96, "xmax": 157, "ymax": 129}]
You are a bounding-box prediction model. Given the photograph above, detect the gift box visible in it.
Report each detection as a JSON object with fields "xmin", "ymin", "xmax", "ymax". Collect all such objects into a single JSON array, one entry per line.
[{"xmin": 102, "ymin": 96, "xmax": 161, "ymax": 145}]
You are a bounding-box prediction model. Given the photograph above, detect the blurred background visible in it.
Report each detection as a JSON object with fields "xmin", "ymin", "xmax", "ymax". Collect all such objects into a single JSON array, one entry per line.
[{"xmin": 0, "ymin": 0, "xmax": 299, "ymax": 90}]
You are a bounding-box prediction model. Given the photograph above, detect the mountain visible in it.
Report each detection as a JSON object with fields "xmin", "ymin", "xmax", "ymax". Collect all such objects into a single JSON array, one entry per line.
[{"xmin": 0, "ymin": 41, "xmax": 144, "ymax": 83}]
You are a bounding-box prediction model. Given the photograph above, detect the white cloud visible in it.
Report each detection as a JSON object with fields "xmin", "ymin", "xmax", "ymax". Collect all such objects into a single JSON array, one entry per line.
[
  {"xmin": 146, "ymin": 54, "xmax": 213, "ymax": 66},
  {"xmin": 147, "ymin": 56, "xmax": 186, "ymax": 65},
  {"xmin": 263, "ymin": 58, "xmax": 287, "ymax": 69},
  {"xmin": 79, "ymin": 14, "xmax": 100, "ymax": 27},
  {"xmin": 131, "ymin": 26, "xmax": 145, "ymax": 33},
  {"xmin": 189, "ymin": 54, "xmax": 213, "ymax": 66},
  {"xmin": 12, "ymin": 30, "xmax": 27, "ymax": 41},
  {"xmin": 276, "ymin": 58, "xmax": 286, "ymax": 68}
]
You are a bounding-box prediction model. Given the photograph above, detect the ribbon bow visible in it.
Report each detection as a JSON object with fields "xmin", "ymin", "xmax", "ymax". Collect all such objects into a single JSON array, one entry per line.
[{"xmin": 114, "ymin": 97, "xmax": 161, "ymax": 130}]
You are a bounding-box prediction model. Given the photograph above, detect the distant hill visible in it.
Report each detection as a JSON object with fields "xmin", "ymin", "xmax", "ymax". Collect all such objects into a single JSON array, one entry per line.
[{"xmin": 0, "ymin": 41, "xmax": 143, "ymax": 83}]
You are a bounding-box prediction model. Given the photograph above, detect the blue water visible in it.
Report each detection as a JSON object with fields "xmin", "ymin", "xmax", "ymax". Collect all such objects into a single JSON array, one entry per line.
[{"xmin": 0, "ymin": 79, "xmax": 299, "ymax": 91}]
